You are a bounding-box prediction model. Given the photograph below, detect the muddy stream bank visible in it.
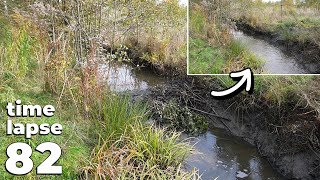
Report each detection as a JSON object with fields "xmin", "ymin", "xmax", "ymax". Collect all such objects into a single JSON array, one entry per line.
[
  {"xmin": 99, "ymin": 61, "xmax": 286, "ymax": 179},
  {"xmin": 232, "ymin": 30, "xmax": 307, "ymax": 74},
  {"xmin": 235, "ymin": 21, "xmax": 320, "ymax": 74},
  {"xmin": 2, "ymin": 1, "xmax": 316, "ymax": 178}
]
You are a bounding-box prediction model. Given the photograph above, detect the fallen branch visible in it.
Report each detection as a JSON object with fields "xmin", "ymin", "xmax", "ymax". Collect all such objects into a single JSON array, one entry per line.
[{"xmin": 189, "ymin": 107, "xmax": 231, "ymax": 121}]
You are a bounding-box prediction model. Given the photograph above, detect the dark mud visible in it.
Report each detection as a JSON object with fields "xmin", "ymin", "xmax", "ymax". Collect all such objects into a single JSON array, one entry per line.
[
  {"xmin": 99, "ymin": 59, "xmax": 288, "ymax": 179},
  {"xmin": 148, "ymin": 76, "xmax": 320, "ymax": 180},
  {"xmin": 99, "ymin": 20, "xmax": 320, "ymax": 179},
  {"xmin": 235, "ymin": 21, "xmax": 320, "ymax": 74}
]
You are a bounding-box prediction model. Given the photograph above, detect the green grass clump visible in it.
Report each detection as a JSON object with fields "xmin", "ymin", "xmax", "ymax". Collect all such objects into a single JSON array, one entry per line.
[
  {"xmin": 189, "ymin": 38, "xmax": 264, "ymax": 74},
  {"xmin": 225, "ymin": 41, "xmax": 264, "ymax": 73},
  {"xmin": 70, "ymin": 65, "xmax": 200, "ymax": 178},
  {"xmin": 189, "ymin": 38, "xmax": 224, "ymax": 74},
  {"xmin": 90, "ymin": 94, "xmax": 147, "ymax": 139},
  {"xmin": 83, "ymin": 122, "xmax": 198, "ymax": 179},
  {"xmin": 81, "ymin": 96, "xmax": 200, "ymax": 179},
  {"xmin": 128, "ymin": 124, "xmax": 191, "ymax": 169}
]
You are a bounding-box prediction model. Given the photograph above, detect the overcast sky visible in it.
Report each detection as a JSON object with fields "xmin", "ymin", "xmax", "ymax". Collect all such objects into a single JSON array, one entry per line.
[{"xmin": 180, "ymin": 0, "xmax": 188, "ymax": 6}]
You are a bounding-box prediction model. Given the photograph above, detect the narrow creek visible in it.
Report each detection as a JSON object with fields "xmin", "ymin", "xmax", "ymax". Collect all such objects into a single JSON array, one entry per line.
[
  {"xmin": 98, "ymin": 61, "xmax": 166, "ymax": 92},
  {"xmin": 100, "ymin": 61, "xmax": 285, "ymax": 180},
  {"xmin": 232, "ymin": 30, "xmax": 307, "ymax": 74},
  {"xmin": 1, "ymin": 0, "xmax": 287, "ymax": 179}
]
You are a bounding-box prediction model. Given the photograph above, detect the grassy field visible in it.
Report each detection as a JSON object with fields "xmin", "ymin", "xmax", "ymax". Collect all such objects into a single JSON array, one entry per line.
[{"xmin": 232, "ymin": 1, "xmax": 320, "ymax": 44}]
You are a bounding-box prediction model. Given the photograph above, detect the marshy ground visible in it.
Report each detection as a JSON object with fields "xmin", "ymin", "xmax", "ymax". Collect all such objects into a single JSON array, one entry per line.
[{"xmin": 1, "ymin": 0, "xmax": 320, "ymax": 180}]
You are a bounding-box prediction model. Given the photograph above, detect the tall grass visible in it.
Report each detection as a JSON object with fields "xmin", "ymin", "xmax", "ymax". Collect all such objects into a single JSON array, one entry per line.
[
  {"xmin": 0, "ymin": 15, "xmax": 44, "ymax": 79},
  {"xmin": 0, "ymin": 13, "xmax": 92, "ymax": 179},
  {"xmin": 128, "ymin": 124, "xmax": 190, "ymax": 168},
  {"xmin": 190, "ymin": 4, "xmax": 208, "ymax": 39},
  {"xmin": 76, "ymin": 90, "xmax": 200, "ymax": 179},
  {"xmin": 83, "ymin": 122, "xmax": 198, "ymax": 179},
  {"xmin": 0, "ymin": 3, "xmax": 199, "ymax": 179},
  {"xmin": 224, "ymin": 41, "xmax": 264, "ymax": 73},
  {"xmin": 189, "ymin": 2, "xmax": 264, "ymax": 74},
  {"xmin": 189, "ymin": 38, "xmax": 264, "ymax": 74},
  {"xmin": 233, "ymin": 2, "xmax": 320, "ymax": 44},
  {"xmin": 90, "ymin": 94, "xmax": 147, "ymax": 139}
]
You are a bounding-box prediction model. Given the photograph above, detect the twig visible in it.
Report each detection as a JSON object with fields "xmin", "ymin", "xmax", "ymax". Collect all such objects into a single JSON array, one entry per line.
[{"xmin": 189, "ymin": 107, "xmax": 231, "ymax": 121}]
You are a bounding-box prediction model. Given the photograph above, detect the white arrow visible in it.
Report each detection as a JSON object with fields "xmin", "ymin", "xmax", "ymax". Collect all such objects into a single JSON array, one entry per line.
[{"xmin": 211, "ymin": 68, "xmax": 253, "ymax": 97}]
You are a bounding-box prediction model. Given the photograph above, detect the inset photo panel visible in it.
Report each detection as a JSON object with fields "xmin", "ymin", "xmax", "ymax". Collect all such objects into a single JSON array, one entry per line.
[{"xmin": 188, "ymin": 0, "xmax": 320, "ymax": 75}]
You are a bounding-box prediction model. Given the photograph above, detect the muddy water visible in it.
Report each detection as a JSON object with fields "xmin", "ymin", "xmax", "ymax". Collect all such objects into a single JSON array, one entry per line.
[
  {"xmin": 100, "ymin": 61, "xmax": 285, "ymax": 179},
  {"xmin": 183, "ymin": 129, "xmax": 285, "ymax": 180},
  {"xmin": 98, "ymin": 61, "xmax": 166, "ymax": 92},
  {"xmin": 233, "ymin": 30, "xmax": 307, "ymax": 74},
  {"xmin": 1, "ymin": 0, "xmax": 285, "ymax": 179}
]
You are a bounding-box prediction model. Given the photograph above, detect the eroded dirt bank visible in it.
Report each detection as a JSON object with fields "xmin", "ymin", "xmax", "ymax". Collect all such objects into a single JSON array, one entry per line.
[
  {"xmin": 102, "ymin": 32, "xmax": 320, "ymax": 179},
  {"xmin": 147, "ymin": 76, "xmax": 320, "ymax": 180},
  {"xmin": 235, "ymin": 21, "xmax": 320, "ymax": 74}
]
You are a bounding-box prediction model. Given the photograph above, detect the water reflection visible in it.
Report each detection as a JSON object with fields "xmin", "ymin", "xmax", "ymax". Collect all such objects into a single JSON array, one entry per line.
[
  {"xmin": 232, "ymin": 30, "xmax": 307, "ymax": 74},
  {"xmin": 98, "ymin": 61, "xmax": 165, "ymax": 92},
  {"xmin": 249, "ymin": 158, "xmax": 262, "ymax": 180},
  {"xmin": 184, "ymin": 128, "xmax": 284, "ymax": 180}
]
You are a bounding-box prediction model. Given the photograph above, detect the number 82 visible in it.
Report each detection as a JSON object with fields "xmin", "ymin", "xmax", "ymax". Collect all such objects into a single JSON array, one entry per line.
[{"xmin": 5, "ymin": 142, "xmax": 62, "ymax": 175}]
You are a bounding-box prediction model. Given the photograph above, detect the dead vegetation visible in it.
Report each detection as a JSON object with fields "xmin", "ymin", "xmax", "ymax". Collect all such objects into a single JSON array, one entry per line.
[
  {"xmin": 81, "ymin": 124, "xmax": 200, "ymax": 179},
  {"xmin": 148, "ymin": 77, "xmax": 234, "ymax": 134},
  {"xmin": 148, "ymin": 75, "xmax": 320, "ymax": 178}
]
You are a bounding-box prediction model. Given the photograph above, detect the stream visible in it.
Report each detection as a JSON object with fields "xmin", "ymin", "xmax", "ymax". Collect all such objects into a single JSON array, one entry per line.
[
  {"xmin": 1, "ymin": 1, "xmax": 286, "ymax": 178},
  {"xmin": 100, "ymin": 61, "xmax": 285, "ymax": 180},
  {"xmin": 98, "ymin": 61, "xmax": 166, "ymax": 92},
  {"xmin": 232, "ymin": 30, "xmax": 307, "ymax": 74}
]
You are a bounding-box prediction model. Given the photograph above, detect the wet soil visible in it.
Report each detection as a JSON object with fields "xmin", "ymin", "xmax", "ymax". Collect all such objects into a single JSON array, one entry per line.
[
  {"xmin": 98, "ymin": 60, "xmax": 287, "ymax": 179},
  {"xmin": 99, "ymin": 54, "xmax": 320, "ymax": 179},
  {"xmin": 148, "ymin": 77, "xmax": 320, "ymax": 180}
]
